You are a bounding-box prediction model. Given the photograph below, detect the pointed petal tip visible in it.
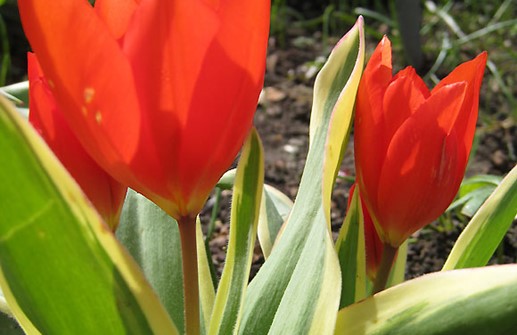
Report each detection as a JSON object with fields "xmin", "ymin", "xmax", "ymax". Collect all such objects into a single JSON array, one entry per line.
[
  {"xmin": 370, "ymin": 35, "xmax": 392, "ymax": 72},
  {"xmin": 474, "ymin": 51, "xmax": 488, "ymax": 71},
  {"xmin": 356, "ymin": 16, "xmax": 364, "ymax": 40},
  {"xmin": 466, "ymin": 51, "xmax": 488, "ymax": 70},
  {"xmin": 356, "ymin": 15, "xmax": 364, "ymax": 27},
  {"xmin": 380, "ymin": 35, "xmax": 391, "ymax": 47}
]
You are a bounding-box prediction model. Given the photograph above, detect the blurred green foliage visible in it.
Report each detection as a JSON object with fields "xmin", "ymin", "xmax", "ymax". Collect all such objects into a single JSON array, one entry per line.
[
  {"xmin": 0, "ymin": 0, "xmax": 10, "ymax": 86},
  {"xmin": 0, "ymin": 0, "xmax": 30, "ymax": 86}
]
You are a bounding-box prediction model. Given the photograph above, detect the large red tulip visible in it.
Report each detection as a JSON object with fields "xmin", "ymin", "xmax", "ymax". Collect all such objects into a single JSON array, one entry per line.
[
  {"xmin": 19, "ymin": 0, "xmax": 270, "ymax": 219},
  {"xmin": 28, "ymin": 53, "xmax": 127, "ymax": 230},
  {"xmin": 354, "ymin": 36, "xmax": 487, "ymax": 247}
]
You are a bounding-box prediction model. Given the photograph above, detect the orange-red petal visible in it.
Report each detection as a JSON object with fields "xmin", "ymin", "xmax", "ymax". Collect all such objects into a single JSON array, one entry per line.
[
  {"xmin": 94, "ymin": 0, "xmax": 140, "ymax": 40},
  {"xmin": 28, "ymin": 53, "xmax": 127, "ymax": 230},
  {"xmin": 375, "ymin": 83, "xmax": 467, "ymax": 245},
  {"xmin": 120, "ymin": 0, "xmax": 269, "ymax": 215},
  {"xmin": 355, "ymin": 36, "xmax": 394, "ymax": 197},
  {"xmin": 19, "ymin": 0, "xmax": 142, "ymax": 185}
]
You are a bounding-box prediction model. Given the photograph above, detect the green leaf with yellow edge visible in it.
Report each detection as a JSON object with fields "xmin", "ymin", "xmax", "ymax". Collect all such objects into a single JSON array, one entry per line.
[
  {"xmin": 0, "ymin": 96, "xmax": 177, "ymax": 334},
  {"xmin": 238, "ymin": 17, "xmax": 365, "ymax": 335},
  {"xmin": 315, "ymin": 23, "xmax": 365, "ymax": 227},
  {"xmin": 335, "ymin": 265, "xmax": 517, "ymax": 335},
  {"xmin": 257, "ymin": 185, "xmax": 293, "ymax": 259},
  {"xmin": 386, "ymin": 239, "xmax": 407, "ymax": 287},
  {"xmin": 209, "ymin": 128, "xmax": 264, "ymax": 335},
  {"xmin": 117, "ymin": 190, "xmax": 216, "ymax": 335},
  {"xmin": 336, "ymin": 187, "xmax": 407, "ymax": 304},
  {"xmin": 335, "ymin": 186, "xmax": 366, "ymax": 308},
  {"xmin": 442, "ymin": 164, "xmax": 517, "ymax": 270},
  {"xmin": 218, "ymin": 174, "xmax": 293, "ymax": 260},
  {"xmin": 117, "ymin": 190, "xmax": 185, "ymax": 333}
]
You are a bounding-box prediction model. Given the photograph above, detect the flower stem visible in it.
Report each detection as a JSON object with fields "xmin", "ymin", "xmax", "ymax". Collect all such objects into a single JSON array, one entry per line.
[
  {"xmin": 372, "ymin": 243, "xmax": 398, "ymax": 294},
  {"xmin": 178, "ymin": 216, "xmax": 200, "ymax": 335}
]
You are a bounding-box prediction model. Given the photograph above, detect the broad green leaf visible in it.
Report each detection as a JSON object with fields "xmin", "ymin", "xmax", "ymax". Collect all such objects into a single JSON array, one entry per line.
[
  {"xmin": 209, "ymin": 128, "xmax": 264, "ymax": 335},
  {"xmin": 117, "ymin": 190, "xmax": 216, "ymax": 335},
  {"xmin": 443, "ymin": 164, "xmax": 517, "ymax": 270},
  {"xmin": 0, "ymin": 96, "xmax": 177, "ymax": 334},
  {"xmin": 257, "ymin": 185, "xmax": 293, "ymax": 259},
  {"xmin": 335, "ymin": 186, "xmax": 366, "ymax": 308},
  {"xmin": 315, "ymin": 20, "xmax": 366, "ymax": 225},
  {"xmin": 335, "ymin": 265, "xmax": 517, "ymax": 335},
  {"xmin": 117, "ymin": 190, "xmax": 185, "ymax": 334},
  {"xmin": 238, "ymin": 17, "xmax": 365, "ymax": 335}
]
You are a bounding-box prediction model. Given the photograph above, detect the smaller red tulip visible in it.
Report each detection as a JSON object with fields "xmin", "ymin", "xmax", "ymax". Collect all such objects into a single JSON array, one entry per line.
[
  {"xmin": 354, "ymin": 36, "xmax": 487, "ymax": 247},
  {"xmin": 28, "ymin": 53, "xmax": 127, "ymax": 230}
]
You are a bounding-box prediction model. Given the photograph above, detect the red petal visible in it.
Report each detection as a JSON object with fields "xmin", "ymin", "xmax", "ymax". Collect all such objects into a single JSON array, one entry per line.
[
  {"xmin": 433, "ymin": 52, "xmax": 487, "ymax": 166},
  {"xmin": 375, "ymin": 83, "xmax": 467, "ymax": 246},
  {"xmin": 121, "ymin": 0, "xmax": 270, "ymax": 215},
  {"xmin": 355, "ymin": 36, "xmax": 394, "ymax": 213},
  {"xmin": 28, "ymin": 53, "xmax": 126, "ymax": 229},
  {"xmin": 382, "ymin": 67, "xmax": 429, "ymax": 147},
  {"xmin": 19, "ymin": 0, "xmax": 142, "ymax": 185},
  {"xmin": 94, "ymin": 0, "xmax": 140, "ymax": 39}
]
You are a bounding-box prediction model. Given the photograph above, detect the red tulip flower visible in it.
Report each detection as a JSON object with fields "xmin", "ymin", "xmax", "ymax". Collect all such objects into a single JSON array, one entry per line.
[
  {"xmin": 28, "ymin": 53, "xmax": 127, "ymax": 230},
  {"xmin": 354, "ymin": 36, "xmax": 487, "ymax": 248},
  {"xmin": 19, "ymin": 0, "xmax": 270, "ymax": 220}
]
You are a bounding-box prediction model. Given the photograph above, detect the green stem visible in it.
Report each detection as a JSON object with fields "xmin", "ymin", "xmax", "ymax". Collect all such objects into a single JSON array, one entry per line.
[
  {"xmin": 372, "ymin": 243, "xmax": 398, "ymax": 294},
  {"xmin": 178, "ymin": 216, "xmax": 200, "ymax": 335}
]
